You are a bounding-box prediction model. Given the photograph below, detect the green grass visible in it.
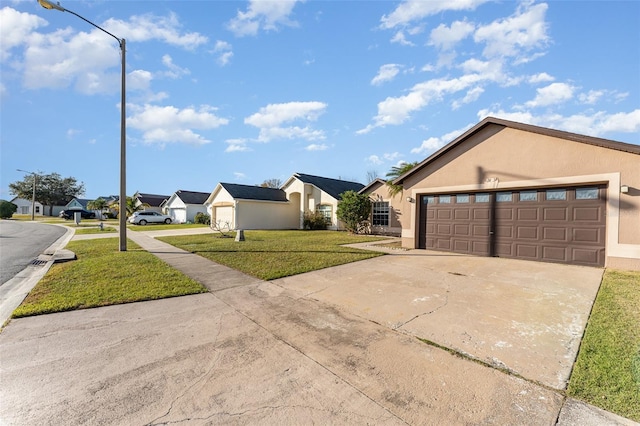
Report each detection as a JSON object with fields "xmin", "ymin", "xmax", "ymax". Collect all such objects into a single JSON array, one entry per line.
[
  {"xmin": 159, "ymin": 230, "xmax": 387, "ymax": 280},
  {"xmin": 73, "ymin": 226, "xmax": 117, "ymax": 234},
  {"xmin": 567, "ymin": 269, "xmax": 640, "ymax": 421},
  {"xmin": 12, "ymin": 238, "xmax": 207, "ymax": 318},
  {"xmin": 129, "ymin": 223, "xmax": 209, "ymax": 231}
]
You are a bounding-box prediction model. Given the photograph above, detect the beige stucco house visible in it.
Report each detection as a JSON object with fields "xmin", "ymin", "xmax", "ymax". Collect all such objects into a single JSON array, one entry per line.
[
  {"xmin": 204, "ymin": 173, "xmax": 365, "ymax": 231},
  {"xmin": 394, "ymin": 117, "xmax": 640, "ymax": 270},
  {"xmin": 359, "ymin": 178, "xmax": 404, "ymax": 236},
  {"xmin": 281, "ymin": 173, "xmax": 365, "ymax": 231}
]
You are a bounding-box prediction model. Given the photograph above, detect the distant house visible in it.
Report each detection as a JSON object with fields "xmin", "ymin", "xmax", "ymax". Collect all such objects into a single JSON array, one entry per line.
[
  {"xmin": 164, "ymin": 190, "xmax": 210, "ymax": 223},
  {"xmin": 10, "ymin": 197, "xmax": 44, "ymax": 217},
  {"xmin": 205, "ymin": 183, "xmax": 294, "ymax": 230},
  {"xmin": 281, "ymin": 173, "xmax": 365, "ymax": 230},
  {"xmin": 133, "ymin": 192, "xmax": 170, "ymax": 213},
  {"xmin": 360, "ymin": 178, "xmax": 403, "ymax": 237}
]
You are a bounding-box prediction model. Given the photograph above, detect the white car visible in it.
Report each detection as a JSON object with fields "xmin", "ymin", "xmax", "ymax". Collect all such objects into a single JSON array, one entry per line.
[{"xmin": 128, "ymin": 211, "xmax": 172, "ymax": 225}]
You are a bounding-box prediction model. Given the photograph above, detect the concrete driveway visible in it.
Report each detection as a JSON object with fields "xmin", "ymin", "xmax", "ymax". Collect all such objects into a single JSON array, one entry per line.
[
  {"xmin": 272, "ymin": 248, "xmax": 604, "ymax": 390},
  {"xmin": 0, "ymin": 234, "xmax": 610, "ymax": 425}
]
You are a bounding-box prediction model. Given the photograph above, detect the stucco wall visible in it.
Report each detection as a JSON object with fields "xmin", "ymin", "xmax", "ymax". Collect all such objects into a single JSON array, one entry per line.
[
  {"xmin": 365, "ymin": 181, "xmax": 404, "ymax": 236},
  {"xmin": 283, "ymin": 179, "xmax": 342, "ymax": 230},
  {"xmin": 401, "ymin": 125, "xmax": 640, "ymax": 269},
  {"xmin": 236, "ymin": 201, "xmax": 297, "ymax": 230}
]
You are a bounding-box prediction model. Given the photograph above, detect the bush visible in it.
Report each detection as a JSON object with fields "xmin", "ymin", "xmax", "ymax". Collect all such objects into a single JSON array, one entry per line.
[
  {"xmin": 303, "ymin": 211, "xmax": 329, "ymax": 230},
  {"xmin": 336, "ymin": 190, "xmax": 371, "ymax": 234},
  {"xmin": 194, "ymin": 212, "xmax": 211, "ymax": 225},
  {"xmin": 0, "ymin": 200, "xmax": 17, "ymax": 219}
]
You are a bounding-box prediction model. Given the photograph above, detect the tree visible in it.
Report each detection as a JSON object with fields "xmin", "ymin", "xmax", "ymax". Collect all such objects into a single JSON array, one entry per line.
[
  {"xmin": 87, "ymin": 198, "xmax": 108, "ymax": 219},
  {"xmin": 366, "ymin": 170, "xmax": 380, "ymax": 184},
  {"xmin": 260, "ymin": 178, "xmax": 282, "ymax": 188},
  {"xmin": 336, "ymin": 190, "xmax": 371, "ymax": 234},
  {"xmin": 111, "ymin": 197, "xmax": 147, "ymax": 218},
  {"xmin": 0, "ymin": 200, "xmax": 17, "ymax": 219},
  {"xmin": 385, "ymin": 162, "xmax": 418, "ymax": 198},
  {"xmin": 9, "ymin": 172, "xmax": 85, "ymax": 216}
]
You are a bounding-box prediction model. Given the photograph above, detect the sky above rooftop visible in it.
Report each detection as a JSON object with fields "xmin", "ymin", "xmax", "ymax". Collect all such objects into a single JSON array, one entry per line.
[{"xmin": 1, "ymin": 0, "xmax": 638, "ymax": 199}]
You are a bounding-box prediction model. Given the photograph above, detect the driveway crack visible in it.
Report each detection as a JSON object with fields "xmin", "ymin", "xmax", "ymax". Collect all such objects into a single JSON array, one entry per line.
[{"xmin": 393, "ymin": 284, "xmax": 450, "ymax": 331}]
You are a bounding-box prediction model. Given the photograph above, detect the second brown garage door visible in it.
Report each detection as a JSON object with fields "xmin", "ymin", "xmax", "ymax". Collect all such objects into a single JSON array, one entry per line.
[{"xmin": 418, "ymin": 186, "xmax": 606, "ymax": 267}]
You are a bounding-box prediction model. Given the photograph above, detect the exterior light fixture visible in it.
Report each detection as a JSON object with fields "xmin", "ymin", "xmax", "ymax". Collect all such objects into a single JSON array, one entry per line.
[
  {"xmin": 621, "ymin": 185, "xmax": 629, "ymax": 194},
  {"xmin": 406, "ymin": 197, "xmax": 415, "ymax": 203},
  {"xmin": 37, "ymin": 0, "xmax": 127, "ymax": 251}
]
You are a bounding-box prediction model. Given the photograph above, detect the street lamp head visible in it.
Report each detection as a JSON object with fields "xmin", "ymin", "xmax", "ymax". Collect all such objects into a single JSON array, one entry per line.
[{"xmin": 37, "ymin": 0, "xmax": 66, "ymax": 12}]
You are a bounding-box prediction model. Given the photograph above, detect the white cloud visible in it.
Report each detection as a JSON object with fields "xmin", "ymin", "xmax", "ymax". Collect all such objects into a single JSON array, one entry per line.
[
  {"xmin": 528, "ymin": 72, "xmax": 555, "ymax": 84},
  {"xmin": 0, "ymin": 7, "xmax": 47, "ymax": 61},
  {"xmin": 477, "ymin": 108, "xmax": 640, "ymax": 139},
  {"xmin": 161, "ymin": 54, "xmax": 190, "ymax": 79},
  {"xmin": 234, "ymin": 172, "xmax": 246, "ymax": 180},
  {"xmin": 452, "ymin": 86, "xmax": 484, "ymax": 109},
  {"xmin": 390, "ymin": 30, "xmax": 415, "ymax": 46},
  {"xmin": 578, "ymin": 90, "xmax": 604, "ymax": 105},
  {"xmin": 525, "ymin": 82, "xmax": 575, "ymax": 108},
  {"xmin": 225, "ymin": 139, "xmax": 251, "ymax": 152},
  {"xmin": 214, "ymin": 40, "xmax": 233, "ymax": 66},
  {"xmin": 411, "ymin": 124, "xmax": 473, "ymax": 155},
  {"xmin": 245, "ymin": 101, "xmax": 327, "ymax": 142},
  {"xmin": 429, "ymin": 20, "xmax": 475, "ymax": 51},
  {"xmin": 227, "ymin": 0, "xmax": 303, "ymax": 37},
  {"xmin": 371, "ymin": 64, "xmax": 401, "ymax": 86},
  {"xmin": 380, "ymin": 0, "xmax": 489, "ymax": 30},
  {"xmin": 306, "ymin": 143, "xmax": 328, "ymax": 151},
  {"xmin": 127, "ymin": 104, "xmax": 229, "ymax": 146},
  {"xmin": 103, "ymin": 13, "xmax": 208, "ymax": 49},
  {"xmin": 474, "ymin": 2, "xmax": 549, "ymax": 60},
  {"xmin": 367, "ymin": 155, "xmax": 383, "ymax": 165}
]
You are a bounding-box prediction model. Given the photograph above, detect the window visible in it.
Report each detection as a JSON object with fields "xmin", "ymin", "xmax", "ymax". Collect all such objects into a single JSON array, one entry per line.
[
  {"xmin": 422, "ymin": 195, "xmax": 436, "ymax": 204},
  {"xmin": 316, "ymin": 204, "xmax": 332, "ymax": 222},
  {"xmin": 546, "ymin": 189, "xmax": 566, "ymax": 201},
  {"xmin": 456, "ymin": 194, "xmax": 470, "ymax": 203},
  {"xmin": 35, "ymin": 206, "xmax": 41, "ymax": 213},
  {"xmin": 496, "ymin": 192, "xmax": 512, "ymax": 202},
  {"xmin": 439, "ymin": 195, "xmax": 451, "ymax": 204},
  {"xmin": 576, "ymin": 187, "xmax": 599, "ymax": 200},
  {"xmin": 372, "ymin": 201, "xmax": 389, "ymax": 226},
  {"xmin": 519, "ymin": 191, "xmax": 537, "ymax": 202},
  {"xmin": 475, "ymin": 193, "xmax": 490, "ymax": 203}
]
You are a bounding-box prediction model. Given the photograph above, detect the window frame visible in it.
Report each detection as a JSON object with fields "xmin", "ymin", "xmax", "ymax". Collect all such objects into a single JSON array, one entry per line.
[{"xmin": 371, "ymin": 201, "xmax": 390, "ymax": 227}]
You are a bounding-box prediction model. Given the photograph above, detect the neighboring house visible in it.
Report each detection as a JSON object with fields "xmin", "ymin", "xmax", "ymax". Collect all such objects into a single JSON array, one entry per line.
[
  {"xmin": 360, "ymin": 178, "xmax": 404, "ymax": 236},
  {"xmin": 133, "ymin": 192, "xmax": 170, "ymax": 213},
  {"xmin": 205, "ymin": 183, "xmax": 294, "ymax": 230},
  {"xmin": 281, "ymin": 173, "xmax": 365, "ymax": 230},
  {"xmin": 10, "ymin": 197, "xmax": 44, "ymax": 217},
  {"xmin": 394, "ymin": 117, "xmax": 640, "ymax": 270},
  {"xmin": 164, "ymin": 190, "xmax": 210, "ymax": 223}
]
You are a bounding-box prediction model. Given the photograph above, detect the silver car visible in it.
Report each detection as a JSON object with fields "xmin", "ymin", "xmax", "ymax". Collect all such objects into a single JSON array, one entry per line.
[{"xmin": 128, "ymin": 211, "xmax": 172, "ymax": 225}]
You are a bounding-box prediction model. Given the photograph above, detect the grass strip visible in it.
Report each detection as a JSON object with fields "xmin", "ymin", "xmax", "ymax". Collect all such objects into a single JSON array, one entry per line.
[
  {"xmin": 160, "ymin": 230, "xmax": 386, "ymax": 280},
  {"xmin": 567, "ymin": 269, "xmax": 640, "ymax": 421},
  {"xmin": 12, "ymin": 238, "xmax": 207, "ymax": 318}
]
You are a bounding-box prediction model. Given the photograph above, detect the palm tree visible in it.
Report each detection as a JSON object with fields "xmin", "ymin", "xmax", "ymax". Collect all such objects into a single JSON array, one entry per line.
[
  {"xmin": 385, "ymin": 161, "xmax": 418, "ymax": 197},
  {"xmin": 111, "ymin": 196, "xmax": 147, "ymax": 218},
  {"xmin": 87, "ymin": 197, "xmax": 108, "ymax": 218}
]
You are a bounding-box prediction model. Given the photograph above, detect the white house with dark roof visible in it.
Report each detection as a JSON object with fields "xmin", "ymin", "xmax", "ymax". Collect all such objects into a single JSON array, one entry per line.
[
  {"xmin": 204, "ymin": 173, "xmax": 365, "ymax": 231},
  {"xmin": 133, "ymin": 192, "xmax": 170, "ymax": 213},
  {"xmin": 164, "ymin": 190, "xmax": 210, "ymax": 223}
]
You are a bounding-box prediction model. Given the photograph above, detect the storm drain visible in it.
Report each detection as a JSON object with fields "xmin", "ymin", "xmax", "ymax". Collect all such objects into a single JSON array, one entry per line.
[{"xmin": 30, "ymin": 258, "xmax": 48, "ymax": 267}]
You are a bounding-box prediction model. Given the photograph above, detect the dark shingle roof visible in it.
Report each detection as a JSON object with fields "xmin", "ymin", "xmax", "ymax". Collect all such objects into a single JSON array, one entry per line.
[
  {"xmin": 136, "ymin": 193, "xmax": 170, "ymax": 207},
  {"xmin": 294, "ymin": 173, "xmax": 364, "ymax": 200},
  {"xmin": 174, "ymin": 190, "xmax": 210, "ymax": 205},
  {"xmin": 220, "ymin": 183, "xmax": 288, "ymax": 202}
]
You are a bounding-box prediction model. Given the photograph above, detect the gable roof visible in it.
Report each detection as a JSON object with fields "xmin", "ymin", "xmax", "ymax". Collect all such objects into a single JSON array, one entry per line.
[
  {"xmin": 293, "ymin": 173, "xmax": 365, "ymax": 200},
  {"xmin": 220, "ymin": 183, "xmax": 289, "ymax": 202},
  {"xmin": 395, "ymin": 116, "xmax": 640, "ymax": 184},
  {"xmin": 66, "ymin": 198, "xmax": 92, "ymax": 209},
  {"xmin": 135, "ymin": 192, "xmax": 170, "ymax": 207},
  {"xmin": 359, "ymin": 178, "xmax": 387, "ymax": 194},
  {"xmin": 173, "ymin": 190, "xmax": 210, "ymax": 205}
]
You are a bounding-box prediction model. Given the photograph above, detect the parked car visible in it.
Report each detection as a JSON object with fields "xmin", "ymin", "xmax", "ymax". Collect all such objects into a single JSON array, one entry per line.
[
  {"xmin": 128, "ymin": 211, "xmax": 172, "ymax": 225},
  {"xmin": 59, "ymin": 209, "xmax": 96, "ymax": 220}
]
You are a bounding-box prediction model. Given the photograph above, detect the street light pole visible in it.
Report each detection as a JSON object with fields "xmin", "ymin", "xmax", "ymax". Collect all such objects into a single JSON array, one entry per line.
[
  {"xmin": 38, "ymin": 0, "xmax": 127, "ymax": 251},
  {"xmin": 16, "ymin": 169, "xmax": 37, "ymax": 221}
]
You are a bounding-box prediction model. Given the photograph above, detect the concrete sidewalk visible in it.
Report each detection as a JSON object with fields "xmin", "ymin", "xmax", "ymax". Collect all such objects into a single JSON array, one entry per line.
[{"xmin": 0, "ymin": 228, "xmax": 636, "ymax": 425}]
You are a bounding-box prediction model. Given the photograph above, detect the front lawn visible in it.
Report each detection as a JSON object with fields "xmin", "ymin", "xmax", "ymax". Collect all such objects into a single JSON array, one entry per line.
[
  {"xmin": 12, "ymin": 238, "xmax": 207, "ymax": 318},
  {"xmin": 159, "ymin": 230, "xmax": 386, "ymax": 280},
  {"xmin": 567, "ymin": 269, "xmax": 640, "ymax": 422}
]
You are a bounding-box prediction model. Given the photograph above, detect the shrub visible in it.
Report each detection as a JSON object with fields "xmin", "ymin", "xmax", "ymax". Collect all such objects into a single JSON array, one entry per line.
[
  {"xmin": 0, "ymin": 200, "xmax": 17, "ymax": 219},
  {"xmin": 303, "ymin": 211, "xmax": 329, "ymax": 230},
  {"xmin": 336, "ymin": 190, "xmax": 371, "ymax": 234},
  {"xmin": 194, "ymin": 212, "xmax": 211, "ymax": 225}
]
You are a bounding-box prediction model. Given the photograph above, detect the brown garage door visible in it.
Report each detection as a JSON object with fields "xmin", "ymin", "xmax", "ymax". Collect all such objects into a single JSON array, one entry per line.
[{"xmin": 418, "ymin": 186, "xmax": 606, "ymax": 267}]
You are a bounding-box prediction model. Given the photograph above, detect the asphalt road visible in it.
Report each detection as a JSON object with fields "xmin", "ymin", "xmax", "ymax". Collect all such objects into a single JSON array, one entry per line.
[{"xmin": 0, "ymin": 220, "xmax": 66, "ymax": 285}]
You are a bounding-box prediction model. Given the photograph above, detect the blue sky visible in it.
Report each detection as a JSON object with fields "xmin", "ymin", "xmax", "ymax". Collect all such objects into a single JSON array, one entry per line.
[{"xmin": 2, "ymin": 0, "xmax": 639, "ymax": 200}]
